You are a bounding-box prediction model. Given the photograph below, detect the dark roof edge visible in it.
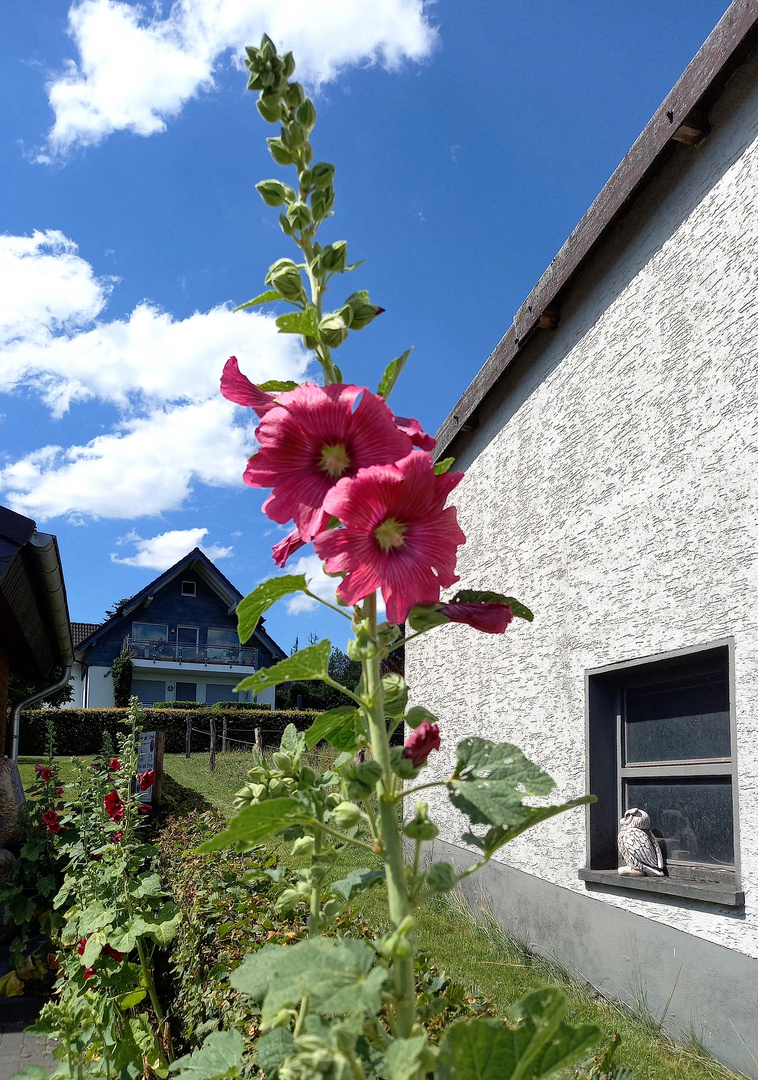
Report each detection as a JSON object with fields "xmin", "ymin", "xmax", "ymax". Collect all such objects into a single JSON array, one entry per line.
[{"xmin": 435, "ymin": 0, "xmax": 758, "ymax": 459}]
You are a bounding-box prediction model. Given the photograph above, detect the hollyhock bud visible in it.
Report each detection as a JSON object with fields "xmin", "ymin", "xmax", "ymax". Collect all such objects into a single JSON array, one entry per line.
[
  {"xmin": 402, "ymin": 721, "xmax": 441, "ymax": 768},
  {"xmin": 438, "ymin": 601, "xmax": 514, "ymax": 634},
  {"xmin": 83, "ymin": 967, "xmax": 96, "ymax": 979},
  {"xmin": 108, "ymin": 758, "xmax": 121, "ymax": 772},
  {"xmin": 139, "ymin": 769, "xmax": 156, "ymax": 791},
  {"xmin": 77, "ymin": 937, "xmax": 87, "ymax": 956},
  {"xmin": 104, "ymin": 791, "xmax": 124, "ymax": 822}
]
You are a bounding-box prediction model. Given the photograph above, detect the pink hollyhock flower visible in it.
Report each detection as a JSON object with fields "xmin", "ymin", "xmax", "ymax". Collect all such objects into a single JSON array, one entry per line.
[
  {"xmin": 139, "ymin": 769, "xmax": 156, "ymax": 791},
  {"xmin": 438, "ymin": 601, "xmax": 514, "ymax": 634},
  {"xmin": 108, "ymin": 758, "xmax": 121, "ymax": 772},
  {"xmin": 245, "ymin": 383, "xmax": 413, "ymax": 542},
  {"xmin": 104, "ymin": 791, "xmax": 124, "ymax": 822},
  {"xmin": 314, "ymin": 451, "xmax": 466, "ymax": 624},
  {"xmin": 77, "ymin": 938, "xmax": 87, "ymax": 956},
  {"xmin": 392, "ymin": 415, "xmax": 436, "ymax": 452},
  {"xmin": 221, "ymin": 356, "xmax": 280, "ymax": 416},
  {"xmin": 403, "ymin": 721, "xmax": 441, "ymax": 767},
  {"xmin": 42, "ymin": 810, "xmax": 62, "ymax": 834},
  {"xmin": 83, "ymin": 966, "xmax": 96, "ymax": 979}
]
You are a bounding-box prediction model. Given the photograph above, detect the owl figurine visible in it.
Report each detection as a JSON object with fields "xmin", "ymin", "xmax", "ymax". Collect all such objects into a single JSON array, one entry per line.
[{"xmin": 618, "ymin": 807, "xmax": 665, "ymax": 877}]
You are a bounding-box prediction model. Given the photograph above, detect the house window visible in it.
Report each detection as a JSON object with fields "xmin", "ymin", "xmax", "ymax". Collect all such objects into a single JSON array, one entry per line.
[
  {"xmin": 132, "ymin": 622, "xmax": 168, "ymax": 642},
  {"xmin": 181, "ymin": 580, "xmax": 197, "ymax": 597},
  {"xmin": 177, "ymin": 626, "xmax": 199, "ymax": 658},
  {"xmin": 131, "ymin": 680, "xmax": 166, "ymax": 707},
  {"xmin": 581, "ymin": 640, "xmax": 742, "ymax": 906},
  {"xmin": 205, "ymin": 683, "xmax": 240, "ymax": 705},
  {"xmin": 175, "ymin": 681, "xmax": 197, "ymax": 702}
]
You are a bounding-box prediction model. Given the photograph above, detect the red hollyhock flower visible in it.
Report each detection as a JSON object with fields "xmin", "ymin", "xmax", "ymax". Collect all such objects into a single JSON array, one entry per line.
[
  {"xmin": 314, "ymin": 452, "xmax": 466, "ymax": 624},
  {"xmin": 403, "ymin": 720, "xmax": 441, "ymax": 767},
  {"xmin": 42, "ymin": 810, "xmax": 62, "ymax": 834},
  {"xmin": 138, "ymin": 769, "xmax": 156, "ymax": 791},
  {"xmin": 56, "ymin": 786, "xmax": 64, "ymax": 795},
  {"xmin": 77, "ymin": 937, "xmax": 87, "ymax": 955},
  {"xmin": 139, "ymin": 803, "xmax": 152, "ymax": 814},
  {"xmin": 90, "ymin": 853, "xmax": 103, "ymax": 861},
  {"xmin": 221, "ymin": 356, "xmax": 280, "ymax": 416},
  {"xmin": 245, "ymin": 383, "xmax": 413, "ymax": 542},
  {"xmin": 109, "ymin": 831, "xmax": 124, "ymax": 843},
  {"xmin": 108, "ymin": 758, "xmax": 121, "ymax": 772},
  {"xmin": 438, "ymin": 601, "xmax": 514, "ymax": 634},
  {"xmin": 35, "ymin": 765, "xmax": 54, "ymax": 782},
  {"xmin": 83, "ymin": 967, "xmax": 96, "ymax": 979},
  {"xmin": 101, "ymin": 944, "xmax": 125, "ymax": 962},
  {"xmin": 104, "ymin": 791, "xmax": 124, "ymax": 822}
]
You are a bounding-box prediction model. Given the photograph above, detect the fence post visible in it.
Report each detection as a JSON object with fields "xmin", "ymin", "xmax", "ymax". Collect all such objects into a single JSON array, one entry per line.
[
  {"xmin": 185, "ymin": 714, "xmax": 191, "ymax": 759},
  {"xmin": 222, "ymin": 716, "xmax": 228, "ymax": 753},
  {"xmin": 255, "ymin": 727, "xmax": 263, "ymax": 756},
  {"xmin": 209, "ymin": 717, "xmax": 216, "ymax": 773}
]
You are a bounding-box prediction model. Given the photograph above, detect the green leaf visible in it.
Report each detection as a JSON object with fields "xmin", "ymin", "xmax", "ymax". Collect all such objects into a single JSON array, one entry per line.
[
  {"xmin": 280, "ymin": 723, "xmax": 306, "ymax": 759},
  {"xmin": 256, "ymin": 1029, "xmax": 297, "ymax": 1080},
  {"xmin": 382, "ymin": 673, "xmax": 408, "ymax": 717},
  {"xmin": 384, "ymin": 1034, "xmax": 429, "ymax": 1080},
  {"xmin": 119, "ymin": 988, "xmax": 147, "ymax": 1009},
  {"xmin": 450, "ymin": 590, "xmax": 534, "ymax": 622},
  {"xmin": 407, "ymin": 604, "xmax": 449, "ymax": 632},
  {"xmin": 304, "ymin": 707, "xmax": 360, "ymax": 751},
  {"xmin": 462, "ymin": 797, "xmax": 595, "ymax": 856},
  {"xmin": 233, "ymin": 290, "xmax": 281, "ymax": 312},
  {"xmin": 434, "ymin": 457, "xmax": 455, "ymax": 475},
  {"xmin": 435, "ymin": 989, "xmax": 599, "ymax": 1080},
  {"xmin": 276, "ymin": 309, "xmax": 318, "ymax": 336},
  {"xmin": 330, "ymin": 867, "xmax": 385, "ymax": 902},
  {"xmin": 7, "ymin": 1069, "xmax": 48, "ymax": 1080},
  {"xmin": 170, "ymin": 1029, "xmax": 244, "ymax": 1080},
  {"xmin": 448, "ymin": 738, "xmax": 555, "ymax": 828},
  {"xmin": 108, "ymin": 916, "xmax": 152, "ymax": 953},
  {"xmin": 231, "ymin": 937, "xmax": 387, "ymax": 1025},
  {"xmin": 196, "ymin": 798, "xmax": 313, "ymax": 853},
  {"xmin": 237, "ymin": 575, "xmax": 308, "ymax": 642},
  {"xmin": 236, "ymin": 639, "xmax": 331, "ymax": 694},
  {"xmin": 378, "ymin": 347, "xmax": 412, "ymax": 400},
  {"xmin": 258, "ymin": 379, "xmax": 299, "ymax": 392},
  {"xmin": 404, "ymin": 705, "xmax": 439, "ymax": 730}
]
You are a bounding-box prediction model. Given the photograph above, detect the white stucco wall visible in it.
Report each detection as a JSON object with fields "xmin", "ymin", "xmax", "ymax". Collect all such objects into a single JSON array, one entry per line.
[
  {"xmin": 78, "ymin": 667, "xmax": 276, "ymax": 710},
  {"xmin": 408, "ymin": 51, "xmax": 758, "ymax": 958}
]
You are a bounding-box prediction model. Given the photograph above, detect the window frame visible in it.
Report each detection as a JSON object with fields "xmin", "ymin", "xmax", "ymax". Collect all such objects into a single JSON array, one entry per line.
[
  {"xmin": 579, "ymin": 639, "xmax": 743, "ymax": 907},
  {"xmin": 181, "ymin": 580, "xmax": 197, "ymax": 597}
]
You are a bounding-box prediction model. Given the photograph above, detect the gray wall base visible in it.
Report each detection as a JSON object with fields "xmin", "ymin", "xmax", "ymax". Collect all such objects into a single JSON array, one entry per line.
[{"xmin": 424, "ymin": 838, "xmax": 758, "ymax": 1078}]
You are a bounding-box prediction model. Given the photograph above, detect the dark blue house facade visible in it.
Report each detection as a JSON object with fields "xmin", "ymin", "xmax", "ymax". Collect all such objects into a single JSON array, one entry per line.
[{"xmin": 71, "ymin": 549, "xmax": 286, "ymax": 708}]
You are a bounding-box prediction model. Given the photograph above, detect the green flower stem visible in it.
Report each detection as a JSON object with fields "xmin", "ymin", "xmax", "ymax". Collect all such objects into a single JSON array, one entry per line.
[
  {"xmin": 305, "ymin": 588, "xmax": 352, "ymax": 619},
  {"xmin": 362, "ymin": 593, "xmax": 416, "ymax": 1038},
  {"xmin": 390, "ymin": 780, "xmax": 447, "ymax": 804},
  {"xmin": 314, "ymin": 821, "xmax": 376, "ymax": 853},
  {"xmin": 308, "ymin": 816, "xmax": 324, "ymax": 937}
]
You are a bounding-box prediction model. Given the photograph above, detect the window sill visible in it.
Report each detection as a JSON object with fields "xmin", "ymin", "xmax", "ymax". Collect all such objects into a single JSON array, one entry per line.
[{"xmin": 578, "ymin": 868, "xmax": 744, "ymax": 907}]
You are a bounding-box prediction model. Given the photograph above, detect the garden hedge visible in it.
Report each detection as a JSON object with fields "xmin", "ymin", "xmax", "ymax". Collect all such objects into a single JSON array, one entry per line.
[{"xmin": 16, "ymin": 707, "xmax": 322, "ymax": 756}]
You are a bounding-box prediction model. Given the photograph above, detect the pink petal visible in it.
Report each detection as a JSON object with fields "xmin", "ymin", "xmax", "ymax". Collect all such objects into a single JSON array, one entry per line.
[{"xmin": 221, "ymin": 357, "xmax": 278, "ymax": 415}]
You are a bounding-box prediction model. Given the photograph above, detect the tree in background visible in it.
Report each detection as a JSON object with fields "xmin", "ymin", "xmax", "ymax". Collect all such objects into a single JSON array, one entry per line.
[
  {"xmin": 278, "ymin": 646, "xmax": 361, "ymax": 710},
  {"xmin": 7, "ymin": 668, "xmax": 75, "ymax": 710}
]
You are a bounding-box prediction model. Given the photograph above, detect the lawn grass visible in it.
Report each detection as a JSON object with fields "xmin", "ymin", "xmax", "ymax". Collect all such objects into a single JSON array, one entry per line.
[{"xmin": 160, "ymin": 752, "xmax": 743, "ymax": 1080}]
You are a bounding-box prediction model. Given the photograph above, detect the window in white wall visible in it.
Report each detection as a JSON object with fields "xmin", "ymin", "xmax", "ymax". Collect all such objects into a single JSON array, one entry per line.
[
  {"xmin": 175, "ymin": 681, "xmax": 197, "ymax": 702},
  {"xmin": 581, "ymin": 640, "xmax": 742, "ymax": 906},
  {"xmin": 131, "ymin": 680, "xmax": 166, "ymax": 707}
]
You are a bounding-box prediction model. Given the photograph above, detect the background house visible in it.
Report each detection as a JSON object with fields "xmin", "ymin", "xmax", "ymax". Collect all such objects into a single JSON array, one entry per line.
[
  {"xmin": 407, "ymin": 4, "xmax": 758, "ymax": 1076},
  {"xmin": 71, "ymin": 548, "xmax": 286, "ymax": 709}
]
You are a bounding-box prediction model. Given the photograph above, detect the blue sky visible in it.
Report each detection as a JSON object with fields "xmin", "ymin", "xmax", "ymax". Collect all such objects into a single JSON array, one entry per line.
[{"xmin": 1, "ymin": 0, "xmax": 731, "ymax": 655}]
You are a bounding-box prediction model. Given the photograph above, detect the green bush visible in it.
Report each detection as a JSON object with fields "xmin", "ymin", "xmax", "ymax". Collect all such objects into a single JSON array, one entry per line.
[
  {"xmin": 152, "ymin": 700, "xmax": 199, "ymax": 710},
  {"xmin": 17, "ymin": 708, "xmax": 322, "ymax": 756}
]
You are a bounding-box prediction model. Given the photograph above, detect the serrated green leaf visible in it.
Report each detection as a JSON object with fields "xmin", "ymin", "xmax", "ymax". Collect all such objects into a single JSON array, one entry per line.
[
  {"xmin": 235, "ymin": 640, "xmax": 331, "ymax": 694},
  {"xmin": 330, "ymin": 867, "xmax": 385, "ymax": 902},
  {"xmin": 377, "ymin": 347, "xmax": 412, "ymax": 401},
  {"xmin": 170, "ymin": 1029, "xmax": 244, "ymax": 1080},
  {"xmin": 450, "ymin": 590, "xmax": 534, "ymax": 622},
  {"xmin": 233, "ymin": 290, "xmax": 281, "ymax": 312},
  {"xmin": 276, "ymin": 308, "xmax": 318, "ymax": 336},
  {"xmin": 448, "ymin": 738, "xmax": 555, "ymax": 828},
  {"xmin": 237, "ymin": 575, "xmax": 308, "ymax": 642},
  {"xmin": 305, "ymin": 707, "xmax": 360, "ymax": 751},
  {"xmin": 280, "ymin": 723, "xmax": 306, "ymax": 758},
  {"xmin": 256, "ymin": 1029, "xmax": 296, "ymax": 1080},
  {"xmin": 433, "ymin": 457, "xmax": 455, "ymax": 475},
  {"xmin": 384, "ymin": 1034, "xmax": 429, "ymax": 1080},
  {"xmin": 462, "ymin": 796, "xmax": 595, "ymax": 856},
  {"xmin": 258, "ymin": 379, "xmax": 299, "ymax": 392},
  {"xmin": 196, "ymin": 799, "xmax": 313, "ymax": 853}
]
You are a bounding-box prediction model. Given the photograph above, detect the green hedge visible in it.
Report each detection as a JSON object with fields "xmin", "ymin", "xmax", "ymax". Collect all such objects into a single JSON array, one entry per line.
[{"xmin": 16, "ymin": 707, "xmax": 322, "ymax": 756}]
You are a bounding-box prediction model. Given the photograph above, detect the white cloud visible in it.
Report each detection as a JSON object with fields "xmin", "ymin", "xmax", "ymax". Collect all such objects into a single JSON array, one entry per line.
[
  {"xmin": 42, "ymin": 0, "xmax": 437, "ymax": 157},
  {"xmin": 284, "ymin": 551, "xmax": 385, "ymax": 618},
  {"xmin": 111, "ymin": 526, "xmax": 232, "ymax": 568},
  {"xmin": 0, "ymin": 231, "xmax": 310, "ymax": 521}
]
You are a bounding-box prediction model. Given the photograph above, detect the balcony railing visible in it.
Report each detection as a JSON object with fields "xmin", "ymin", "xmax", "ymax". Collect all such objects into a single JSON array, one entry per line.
[{"xmin": 127, "ymin": 640, "xmax": 258, "ymax": 667}]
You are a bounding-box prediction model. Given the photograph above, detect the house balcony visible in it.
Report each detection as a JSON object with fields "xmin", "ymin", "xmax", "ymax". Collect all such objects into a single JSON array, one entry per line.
[{"xmin": 127, "ymin": 639, "xmax": 258, "ymax": 673}]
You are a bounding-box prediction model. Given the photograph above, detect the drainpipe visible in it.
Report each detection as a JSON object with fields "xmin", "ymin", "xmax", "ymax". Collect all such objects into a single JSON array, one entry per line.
[{"xmin": 9, "ymin": 531, "xmax": 74, "ymax": 762}]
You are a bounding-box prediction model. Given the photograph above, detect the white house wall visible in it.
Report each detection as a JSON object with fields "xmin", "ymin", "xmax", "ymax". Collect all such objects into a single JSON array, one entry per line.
[
  {"xmin": 78, "ymin": 668, "xmax": 275, "ymax": 710},
  {"xmin": 408, "ymin": 49, "xmax": 758, "ymax": 959}
]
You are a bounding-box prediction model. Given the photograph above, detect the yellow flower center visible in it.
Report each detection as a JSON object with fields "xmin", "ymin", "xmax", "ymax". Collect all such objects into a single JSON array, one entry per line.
[
  {"xmin": 374, "ymin": 517, "xmax": 406, "ymax": 551},
  {"xmin": 320, "ymin": 443, "xmax": 350, "ymax": 478}
]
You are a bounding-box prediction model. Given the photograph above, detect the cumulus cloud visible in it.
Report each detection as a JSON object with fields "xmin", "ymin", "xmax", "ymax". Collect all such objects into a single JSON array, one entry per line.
[
  {"xmin": 112, "ymin": 526, "xmax": 232, "ymax": 568},
  {"xmin": 283, "ymin": 551, "xmax": 385, "ymax": 618},
  {"xmin": 0, "ymin": 230, "xmax": 309, "ymax": 520},
  {"xmin": 43, "ymin": 0, "xmax": 437, "ymax": 157}
]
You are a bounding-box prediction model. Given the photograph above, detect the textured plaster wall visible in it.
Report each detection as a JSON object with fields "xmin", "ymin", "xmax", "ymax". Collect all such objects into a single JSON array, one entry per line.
[{"xmin": 408, "ymin": 53, "xmax": 758, "ymax": 958}]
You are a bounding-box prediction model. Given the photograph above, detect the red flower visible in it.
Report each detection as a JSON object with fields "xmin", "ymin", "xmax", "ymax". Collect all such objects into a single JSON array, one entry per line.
[
  {"xmin": 104, "ymin": 791, "xmax": 124, "ymax": 822},
  {"xmin": 403, "ymin": 721, "xmax": 441, "ymax": 767},
  {"xmin": 109, "ymin": 831, "xmax": 123, "ymax": 843},
  {"xmin": 108, "ymin": 758, "xmax": 121, "ymax": 772},
  {"xmin": 138, "ymin": 769, "xmax": 156, "ymax": 791},
  {"xmin": 90, "ymin": 853, "xmax": 103, "ymax": 861},
  {"xmin": 56, "ymin": 786, "xmax": 64, "ymax": 795},
  {"xmin": 77, "ymin": 937, "xmax": 87, "ymax": 955},
  {"xmin": 139, "ymin": 803, "xmax": 152, "ymax": 814},
  {"xmin": 245, "ymin": 383, "xmax": 412, "ymax": 542},
  {"xmin": 101, "ymin": 944, "xmax": 125, "ymax": 962},
  {"xmin": 220, "ymin": 356, "xmax": 281, "ymax": 416},
  {"xmin": 314, "ymin": 452, "xmax": 466, "ymax": 624},
  {"xmin": 438, "ymin": 601, "xmax": 514, "ymax": 634},
  {"xmin": 35, "ymin": 765, "xmax": 54, "ymax": 782},
  {"xmin": 83, "ymin": 966, "xmax": 96, "ymax": 979},
  {"xmin": 42, "ymin": 809, "xmax": 62, "ymax": 834}
]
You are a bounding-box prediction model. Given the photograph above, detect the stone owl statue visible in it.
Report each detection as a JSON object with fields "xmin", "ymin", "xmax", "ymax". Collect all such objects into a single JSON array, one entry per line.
[{"xmin": 618, "ymin": 807, "xmax": 665, "ymax": 877}]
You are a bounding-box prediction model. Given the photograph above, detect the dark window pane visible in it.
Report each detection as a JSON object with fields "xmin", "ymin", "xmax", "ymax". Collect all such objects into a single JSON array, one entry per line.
[
  {"xmin": 624, "ymin": 677, "xmax": 730, "ymax": 763},
  {"xmin": 175, "ymin": 682, "xmax": 197, "ymax": 701},
  {"xmin": 624, "ymin": 779, "xmax": 734, "ymax": 866},
  {"xmin": 132, "ymin": 622, "xmax": 168, "ymax": 643}
]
